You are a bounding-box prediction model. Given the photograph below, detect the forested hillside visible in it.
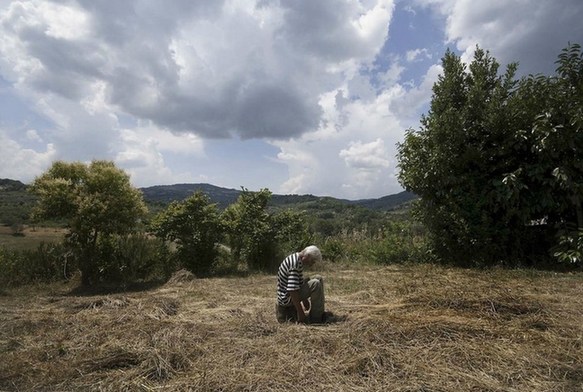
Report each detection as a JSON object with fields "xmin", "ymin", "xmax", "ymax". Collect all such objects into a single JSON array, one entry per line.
[
  {"xmin": 139, "ymin": 183, "xmax": 417, "ymax": 211},
  {"xmin": 0, "ymin": 179, "xmax": 37, "ymax": 226},
  {"xmin": 0, "ymin": 179, "xmax": 417, "ymax": 231}
]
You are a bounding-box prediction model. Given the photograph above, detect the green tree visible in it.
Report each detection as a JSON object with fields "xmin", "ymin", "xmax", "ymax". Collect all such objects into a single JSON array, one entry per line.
[
  {"xmin": 29, "ymin": 160, "xmax": 147, "ymax": 285},
  {"xmin": 521, "ymin": 43, "xmax": 583, "ymax": 264},
  {"xmin": 398, "ymin": 43, "xmax": 583, "ymax": 266},
  {"xmin": 222, "ymin": 188, "xmax": 310, "ymax": 271},
  {"xmin": 398, "ymin": 47, "xmax": 518, "ymax": 264},
  {"xmin": 150, "ymin": 192, "xmax": 222, "ymax": 276}
]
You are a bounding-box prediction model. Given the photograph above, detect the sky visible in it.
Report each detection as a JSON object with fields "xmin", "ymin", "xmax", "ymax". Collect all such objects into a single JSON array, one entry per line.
[{"xmin": 0, "ymin": 0, "xmax": 582, "ymax": 200}]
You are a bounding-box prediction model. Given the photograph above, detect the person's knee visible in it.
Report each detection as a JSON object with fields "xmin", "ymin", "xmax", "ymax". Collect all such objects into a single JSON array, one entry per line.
[{"xmin": 309, "ymin": 276, "xmax": 323, "ymax": 292}]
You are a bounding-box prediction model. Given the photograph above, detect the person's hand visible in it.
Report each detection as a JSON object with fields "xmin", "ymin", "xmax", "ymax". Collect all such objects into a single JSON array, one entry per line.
[{"xmin": 302, "ymin": 299, "xmax": 310, "ymax": 312}]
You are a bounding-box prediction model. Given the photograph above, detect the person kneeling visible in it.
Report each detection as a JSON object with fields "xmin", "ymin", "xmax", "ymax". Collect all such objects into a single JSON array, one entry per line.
[{"xmin": 275, "ymin": 245, "xmax": 325, "ymax": 323}]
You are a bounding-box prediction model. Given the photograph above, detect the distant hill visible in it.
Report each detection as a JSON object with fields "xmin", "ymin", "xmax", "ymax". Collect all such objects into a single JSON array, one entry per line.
[
  {"xmin": 140, "ymin": 183, "xmax": 242, "ymax": 209},
  {"xmin": 0, "ymin": 178, "xmax": 28, "ymax": 192},
  {"xmin": 347, "ymin": 191, "xmax": 418, "ymax": 211},
  {"xmin": 0, "ymin": 178, "xmax": 417, "ymax": 226},
  {"xmin": 0, "ymin": 179, "xmax": 36, "ymax": 225},
  {"xmin": 139, "ymin": 183, "xmax": 417, "ymax": 211}
]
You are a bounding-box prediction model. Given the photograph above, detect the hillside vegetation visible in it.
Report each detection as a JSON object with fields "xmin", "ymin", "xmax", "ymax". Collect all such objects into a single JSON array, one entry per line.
[
  {"xmin": 1, "ymin": 263, "xmax": 581, "ymax": 391},
  {"xmin": 0, "ymin": 179, "xmax": 37, "ymax": 227},
  {"xmin": 0, "ymin": 178, "xmax": 416, "ymax": 242},
  {"xmin": 139, "ymin": 183, "xmax": 417, "ymax": 212},
  {"xmin": 0, "ymin": 179, "xmax": 415, "ymax": 223}
]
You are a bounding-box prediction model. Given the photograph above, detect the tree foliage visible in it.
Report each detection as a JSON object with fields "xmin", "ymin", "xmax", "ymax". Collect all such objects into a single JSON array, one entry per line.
[
  {"xmin": 222, "ymin": 188, "xmax": 310, "ymax": 271},
  {"xmin": 397, "ymin": 44, "xmax": 583, "ymax": 266},
  {"xmin": 150, "ymin": 192, "xmax": 223, "ymax": 276},
  {"xmin": 29, "ymin": 160, "xmax": 148, "ymax": 285}
]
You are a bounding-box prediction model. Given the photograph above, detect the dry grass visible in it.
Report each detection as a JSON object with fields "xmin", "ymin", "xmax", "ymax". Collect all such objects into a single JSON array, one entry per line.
[
  {"xmin": 0, "ymin": 263, "xmax": 581, "ymax": 391},
  {"xmin": 0, "ymin": 226, "xmax": 65, "ymax": 251}
]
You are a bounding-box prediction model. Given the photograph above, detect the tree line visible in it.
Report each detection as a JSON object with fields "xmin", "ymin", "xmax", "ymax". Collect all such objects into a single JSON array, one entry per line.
[{"xmin": 26, "ymin": 160, "xmax": 311, "ymax": 286}]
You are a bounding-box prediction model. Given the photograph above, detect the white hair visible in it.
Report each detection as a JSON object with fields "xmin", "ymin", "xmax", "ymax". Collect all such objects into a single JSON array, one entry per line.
[{"xmin": 302, "ymin": 245, "xmax": 322, "ymax": 263}]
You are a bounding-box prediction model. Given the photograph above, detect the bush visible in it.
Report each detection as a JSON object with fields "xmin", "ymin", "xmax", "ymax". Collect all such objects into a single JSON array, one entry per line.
[
  {"xmin": 91, "ymin": 234, "xmax": 173, "ymax": 284},
  {"xmin": 397, "ymin": 44, "xmax": 583, "ymax": 267},
  {"xmin": 223, "ymin": 189, "xmax": 313, "ymax": 272},
  {"xmin": 0, "ymin": 234, "xmax": 173, "ymax": 288},
  {"xmin": 321, "ymin": 237, "xmax": 347, "ymax": 263},
  {"xmin": 552, "ymin": 226, "xmax": 583, "ymax": 267},
  {"xmin": 0, "ymin": 242, "xmax": 71, "ymax": 287},
  {"xmin": 372, "ymin": 221, "xmax": 428, "ymax": 265},
  {"xmin": 150, "ymin": 192, "xmax": 222, "ymax": 277}
]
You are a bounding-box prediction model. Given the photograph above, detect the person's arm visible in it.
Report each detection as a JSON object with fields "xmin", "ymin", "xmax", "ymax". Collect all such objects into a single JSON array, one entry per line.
[{"xmin": 289, "ymin": 290, "xmax": 306, "ymax": 323}]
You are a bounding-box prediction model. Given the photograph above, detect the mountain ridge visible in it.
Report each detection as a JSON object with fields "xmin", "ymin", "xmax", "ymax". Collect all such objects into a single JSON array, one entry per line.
[
  {"xmin": 0, "ymin": 178, "xmax": 417, "ymax": 212},
  {"xmin": 139, "ymin": 182, "xmax": 417, "ymax": 211}
]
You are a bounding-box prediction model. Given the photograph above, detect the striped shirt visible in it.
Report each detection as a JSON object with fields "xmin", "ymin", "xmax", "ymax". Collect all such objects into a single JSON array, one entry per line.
[{"xmin": 277, "ymin": 252, "xmax": 303, "ymax": 306}]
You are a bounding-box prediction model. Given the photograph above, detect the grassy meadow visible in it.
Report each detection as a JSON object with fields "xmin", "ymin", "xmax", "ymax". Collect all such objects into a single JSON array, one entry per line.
[
  {"xmin": 0, "ymin": 225, "xmax": 65, "ymax": 251},
  {"xmin": 1, "ymin": 262, "xmax": 581, "ymax": 391}
]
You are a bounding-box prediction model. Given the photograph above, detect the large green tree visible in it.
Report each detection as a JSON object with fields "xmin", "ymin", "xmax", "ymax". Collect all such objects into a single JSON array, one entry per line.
[
  {"xmin": 520, "ymin": 43, "xmax": 583, "ymax": 263},
  {"xmin": 30, "ymin": 160, "xmax": 147, "ymax": 285},
  {"xmin": 150, "ymin": 192, "xmax": 223, "ymax": 276},
  {"xmin": 397, "ymin": 44, "xmax": 583, "ymax": 266}
]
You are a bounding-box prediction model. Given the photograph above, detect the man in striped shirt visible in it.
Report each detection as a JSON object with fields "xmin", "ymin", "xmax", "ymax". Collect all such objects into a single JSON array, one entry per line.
[{"xmin": 276, "ymin": 245, "xmax": 325, "ymax": 323}]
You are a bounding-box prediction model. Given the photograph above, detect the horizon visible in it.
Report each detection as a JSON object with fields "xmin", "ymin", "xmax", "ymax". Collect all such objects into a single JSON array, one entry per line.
[{"xmin": 1, "ymin": 176, "xmax": 412, "ymax": 202}]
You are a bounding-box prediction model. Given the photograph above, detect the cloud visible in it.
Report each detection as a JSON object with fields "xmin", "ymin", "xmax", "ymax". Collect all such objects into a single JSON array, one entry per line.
[
  {"xmin": 271, "ymin": 60, "xmax": 434, "ymax": 199},
  {"xmin": 2, "ymin": 0, "xmax": 578, "ymax": 199},
  {"xmin": 25, "ymin": 129, "xmax": 42, "ymax": 142},
  {"xmin": 0, "ymin": 0, "xmax": 403, "ymax": 197},
  {"xmin": 0, "ymin": 0, "xmax": 395, "ymax": 140},
  {"xmin": 405, "ymin": 48, "xmax": 431, "ymax": 62},
  {"xmin": 0, "ymin": 129, "xmax": 56, "ymax": 182},
  {"xmin": 415, "ymin": 0, "xmax": 583, "ymax": 75},
  {"xmin": 340, "ymin": 139, "xmax": 390, "ymax": 169}
]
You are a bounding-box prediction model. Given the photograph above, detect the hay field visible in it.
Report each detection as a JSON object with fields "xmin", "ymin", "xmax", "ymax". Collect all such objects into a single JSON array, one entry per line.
[{"xmin": 0, "ymin": 263, "xmax": 581, "ymax": 391}]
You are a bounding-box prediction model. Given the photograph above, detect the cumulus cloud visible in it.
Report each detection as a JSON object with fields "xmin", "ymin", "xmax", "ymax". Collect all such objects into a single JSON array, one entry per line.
[
  {"xmin": 416, "ymin": 0, "xmax": 583, "ymax": 75},
  {"xmin": 405, "ymin": 48, "xmax": 431, "ymax": 62},
  {"xmin": 0, "ymin": 129, "xmax": 56, "ymax": 182},
  {"xmin": 25, "ymin": 129, "xmax": 42, "ymax": 142},
  {"xmin": 0, "ymin": 0, "xmax": 402, "ymax": 196},
  {"xmin": 115, "ymin": 127, "xmax": 199, "ymax": 187},
  {"xmin": 0, "ymin": 0, "xmax": 395, "ymax": 140},
  {"xmin": 271, "ymin": 61, "xmax": 427, "ymax": 198},
  {"xmin": 340, "ymin": 139, "xmax": 390, "ymax": 169}
]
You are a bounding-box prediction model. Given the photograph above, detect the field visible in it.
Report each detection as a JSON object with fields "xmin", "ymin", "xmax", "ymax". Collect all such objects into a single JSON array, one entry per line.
[
  {"xmin": 0, "ymin": 226, "xmax": 65, "ymax": 251},
  {"xmin": 0, "ymin": 263, "xmax": 581, "ymax": 391}
]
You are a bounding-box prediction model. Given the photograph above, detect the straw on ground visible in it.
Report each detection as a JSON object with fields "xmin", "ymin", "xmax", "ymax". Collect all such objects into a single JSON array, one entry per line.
[{"xmin": 0, "ymin": 263, "xmax": 581, "ymax": 391}]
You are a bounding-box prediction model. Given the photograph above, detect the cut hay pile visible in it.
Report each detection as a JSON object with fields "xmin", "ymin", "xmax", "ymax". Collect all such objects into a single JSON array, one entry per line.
[
  {"xmin": 0, "ymin": 264, "xmax": 581, "ymax": 391},
  {"xmin": 166, "ymin": 269, "xmax": 196, "ymax": 284}
]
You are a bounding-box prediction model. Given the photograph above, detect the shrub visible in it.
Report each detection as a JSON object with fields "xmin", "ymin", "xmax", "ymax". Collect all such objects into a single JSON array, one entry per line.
[
  {"xmin": 0, "ymin": 242, "xmax": 71, "ymax": 287},
  {"xmin": 222, "ymin": 189, "xmax": 313, "ymax": 272},
  {"xmin": 321, "ymin": 237, "xmax": 347, "ymax": 263},
  {"xmin": 0, "ymin": 234, "xmax": 172, "ymax": 288},
  {"xmin": 371, "ymin": 221, "xmax": 428, "ymax": 265},
  {"xmin": 90, "ymin": 234, "xmax": 173, "ymax": 284},
  {"xmin": 150, "ymin": 192, "xmax": 223, "ymax": 276},
  {"xmin": 552, "ymin": 226, "xmax": 583, "ymax": 267}
]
